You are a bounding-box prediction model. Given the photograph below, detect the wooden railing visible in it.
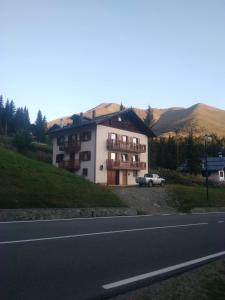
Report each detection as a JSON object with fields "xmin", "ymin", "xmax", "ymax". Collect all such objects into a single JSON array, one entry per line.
[
  {"xmin": 107, "ymin": 139, "xmax": 146, "ymax": 153},
  {"xmin": 58, "ymin": 159, "xmax": 80, "ymax": 171},
  {"xmin": 107, "ymin": 159, "xmax": 146, "ymax": 170},
  {"xmin": 59, "ymin": 141, "xmax": 81, "ymax": 153}
]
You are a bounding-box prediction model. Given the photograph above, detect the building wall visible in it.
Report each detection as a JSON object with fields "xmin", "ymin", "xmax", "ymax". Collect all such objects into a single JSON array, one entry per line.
[
  {"xmin": 95, "ymin": 124, "xmax": 148, "ymax": 185},
  {"xmin": 76, "ymin": 127, "xmax": 96, "ymax": 182},
  {"xmin": 51, "ymin": 126, "xmax": 96, "ymax": 182},
  {"xmin": 52, "ymin": 137, "xmax": 64, "ymax": 166},
  {"xmin": 209, "ymin": 170, "xmax": 225, "ymax": 182}
]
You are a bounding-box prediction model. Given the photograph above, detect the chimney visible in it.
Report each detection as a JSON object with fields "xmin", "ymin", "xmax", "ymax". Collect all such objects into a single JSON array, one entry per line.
[{"xmin": 92, "ymin": 110, "xmax": 96, "ymax": 119}]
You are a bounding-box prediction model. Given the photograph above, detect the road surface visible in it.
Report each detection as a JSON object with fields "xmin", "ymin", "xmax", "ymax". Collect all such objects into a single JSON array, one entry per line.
[{"xmin": 1, "ymin": 212, "xmax": 225, "ymax": 300}]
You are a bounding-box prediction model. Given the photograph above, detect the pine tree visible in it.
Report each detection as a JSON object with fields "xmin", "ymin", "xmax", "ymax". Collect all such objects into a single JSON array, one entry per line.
[
  {"xmin": 14, "ymin": 108, "xmax": 24, "ymax": 131},
  {"xmin": 35, "ymin": 110, "xmax": 47, "ymax": 142},
  {"xmin": 23, "ymin": 107, "xmax": 30, "ymax": 130},
  {"xmin": 3, "ymin": 99, "xmax": 10, "ymax": 135},
  {"xmin": 0, "ymin": 95, "xmax": 3, "ymax": 134},
  {"xmin": 144, "ymin": 105, "xmax": 154, "ymax": 128},
  {"xmin": 186, "ymin": 130, "xmax": 201, "ymax": 174},
  {"xmin": 120, "ymin": 102, "xmax": 125, "ymax": 111}
]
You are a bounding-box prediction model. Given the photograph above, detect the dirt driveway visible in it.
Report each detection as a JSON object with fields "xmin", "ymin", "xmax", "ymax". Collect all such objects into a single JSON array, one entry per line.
[{"xmin": 112, "ymin": 186, "xmax": 175, "ymax": 214}]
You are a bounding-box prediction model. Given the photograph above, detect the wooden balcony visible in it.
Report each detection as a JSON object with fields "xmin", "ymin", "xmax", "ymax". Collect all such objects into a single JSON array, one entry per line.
[
  {"xmin": 59, "ymin": 141, "xmax": 81, "ymax": 153},
  {"xmin": 107, "ymin": 139, "xmax": 146, "ymax": 153},
  {"xmin": 58, "ymin": 160, "xmax": 80, "ymax": 171},
  {"xmin": 107, "ymin": 159, "xmax": 146, "ymax": 170}
]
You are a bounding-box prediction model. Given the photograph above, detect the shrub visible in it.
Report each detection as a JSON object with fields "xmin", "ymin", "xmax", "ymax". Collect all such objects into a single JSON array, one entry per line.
[
  {"xmin": 151, "ymin": 168, "xmax": 204, "ymax": 186},
  {"xmin": 13, "ymin": 130, "xmax": 33, "ymax": 153}
]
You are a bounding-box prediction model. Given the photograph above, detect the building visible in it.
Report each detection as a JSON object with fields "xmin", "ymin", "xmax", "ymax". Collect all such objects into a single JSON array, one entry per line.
[
  {"xmin": 49, "ymin": 108, "xmax": 155, "ymax": 185},
  {"xmin": 202, "ymin": 154, "xmax": 225, "ymax": 183}
]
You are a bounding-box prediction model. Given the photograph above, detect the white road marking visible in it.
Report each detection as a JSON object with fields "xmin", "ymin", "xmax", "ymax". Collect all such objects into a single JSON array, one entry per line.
[
  {"xmin": 217, "ymin": 220, "xmax": 224, "ymax": 223},
  {"xmin": 102, "ymin": 250, "xmax": 225, "ymax": 290},
  {"xmin": 0, "ymin": 222, "xmax": 208, "ymax": 245}
]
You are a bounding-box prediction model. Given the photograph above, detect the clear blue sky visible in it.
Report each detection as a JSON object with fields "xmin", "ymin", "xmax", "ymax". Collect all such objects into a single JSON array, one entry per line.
[{"xmin": 1, "ymin": 0, "xmax": 225, "ymax": 122}]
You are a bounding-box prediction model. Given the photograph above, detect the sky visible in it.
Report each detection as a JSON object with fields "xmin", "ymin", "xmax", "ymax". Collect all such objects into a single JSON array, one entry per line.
[{"xmin": 1, "ymin": 0, "xmax": 225, "ymax": 122}]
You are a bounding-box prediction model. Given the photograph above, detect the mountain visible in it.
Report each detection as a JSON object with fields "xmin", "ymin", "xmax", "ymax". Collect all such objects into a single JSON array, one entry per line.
[
  {"xmin": 151, "ymin": 103, "xmax": 225, "ymax": 137},
  {"xmin": 48, "ymin": 102, "xmax": 225, "ymax": 137}
]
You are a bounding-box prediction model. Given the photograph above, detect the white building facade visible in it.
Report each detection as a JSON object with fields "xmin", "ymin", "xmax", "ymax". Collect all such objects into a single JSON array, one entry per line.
[{"xmin": 50, "ymin": 109, "xmax": 155, "ymax": 185}]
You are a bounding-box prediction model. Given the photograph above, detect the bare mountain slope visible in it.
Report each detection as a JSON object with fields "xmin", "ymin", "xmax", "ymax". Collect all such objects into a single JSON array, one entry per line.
[
  {"xmin": 48, "ymin": 102, "xmax": 225, "ymax": 137},
  {"xmin": 152, "ymin": 103, "xmax": 225, "ymax": 136}
]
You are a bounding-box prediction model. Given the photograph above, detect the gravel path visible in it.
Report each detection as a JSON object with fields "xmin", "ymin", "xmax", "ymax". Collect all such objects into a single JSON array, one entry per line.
[{"xmin": 112, "ymin": 186, "xmax": 175, "ymax": 214}]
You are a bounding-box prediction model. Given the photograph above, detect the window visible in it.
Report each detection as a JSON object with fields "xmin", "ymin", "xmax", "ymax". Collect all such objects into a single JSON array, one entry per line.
[
  {"xmin": 133, "ymin": 171, "xmax": 138, "ymax": 177},
  {"xmin": 122, "ymin": 135, "xmax": 128, "ymax": 143},
  {"xmin": 68, "ymin": 134, "xmax": 77, "ymax": 144},
  {"xmin": 121, "ymin": 153, "xmax": 129, "ymax": 162},
  {"xmin": 57, "ymin": 136, "xmax": 65, "ymax": 146},
  {"xmin": 110, "ymin": 152, "xmax": 116, "ymax": 160},
  {"xmin": 56, "ymin": 154, "xmax": 64, "ymax": 163},
  {"xmin": 219, "ymin": 171, "xmax": 224, "ymax": 178},
  {"xmin": 132, "ymin": 154, "xmax": 139, "ymax": 162},
  {"xmin": 80, "ymin": 151, "xmax": 91, "ymax": 161},
  {"xmin": 81, "ymin": 131, "xmax": 91, "ymax": 141},
  {"xmin": 132, "ymin": 137, "xmax": 139, "ymax": 144},
  {"xmin": 70, "ymin": 153, "xmax": 75, "ymax": 161},
  {"xmin": 82, "ymin": 168, "xmax": 88, "ymax": 176},
  {"xmin": 110, "ymin": 133, "xmax": 117, "ymax": 141},
  {"xmin": 68, "ymin": 135, "xmax": 73, "ymax": 144}
]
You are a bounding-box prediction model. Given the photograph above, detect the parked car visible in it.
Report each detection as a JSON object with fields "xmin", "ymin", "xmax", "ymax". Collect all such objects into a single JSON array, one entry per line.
[{"xmin": 136, "ymin": 173, "xmax": 165, "ymax": 187}]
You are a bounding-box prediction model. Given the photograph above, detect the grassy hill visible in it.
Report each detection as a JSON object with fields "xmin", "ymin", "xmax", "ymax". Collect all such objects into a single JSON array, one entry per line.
[
  {"xmin": 48, "ymin": 102, "xmax": 225, "ymax": 137},
  {"xmin": 0, "ymin": 146, "xmax": 123, "ymax": 208}
]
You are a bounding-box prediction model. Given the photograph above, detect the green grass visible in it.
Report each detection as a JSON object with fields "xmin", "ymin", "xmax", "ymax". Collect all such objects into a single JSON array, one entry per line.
[
  {"xmin": 168, "ymin": 184, "xmax": 225, "ymax": 212},
  {"xmin": 205, "ymin": 278, "xmax": 225, "ymax": 300},
  {"xmin": 0, "ymin": 146, "xmax": 124, "ymax": 208}
]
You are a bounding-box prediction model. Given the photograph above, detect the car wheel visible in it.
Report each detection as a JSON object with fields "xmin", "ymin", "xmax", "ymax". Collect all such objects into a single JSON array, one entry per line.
[{"xmin": 148, "ymin": 181, "xmax": 153, "ymax": 187}]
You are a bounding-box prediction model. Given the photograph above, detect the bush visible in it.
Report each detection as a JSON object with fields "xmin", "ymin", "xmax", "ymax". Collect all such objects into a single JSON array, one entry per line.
[
  {"xmin": 13, "ymin": 130, "xmax": 33, "ymax": 153},
  {"xmin": 151, "ymin": 168, "xmax": 204, "ymax": 186}
]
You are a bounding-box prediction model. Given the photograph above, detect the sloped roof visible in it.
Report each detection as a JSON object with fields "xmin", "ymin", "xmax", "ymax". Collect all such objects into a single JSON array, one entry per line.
[
  {"xmin": 48, "ymin": 108, "xmax": 156, "ymax": 137},
  {"xmin": 202, "ymin": 157, "xmax": 225, "ymax": 171}
]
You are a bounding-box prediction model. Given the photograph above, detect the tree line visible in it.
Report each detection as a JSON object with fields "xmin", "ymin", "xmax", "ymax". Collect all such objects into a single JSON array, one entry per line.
[
  {"xmin": 144, "ymin": 105, "xmax": 225, "ymax": 174},
  {"xmin": 0, "ymin": 95, "xmax": 47, "ymax": 143},
  {"xmin": 149, "ymin": 131, "xmax": 225, "ymax": 174}
]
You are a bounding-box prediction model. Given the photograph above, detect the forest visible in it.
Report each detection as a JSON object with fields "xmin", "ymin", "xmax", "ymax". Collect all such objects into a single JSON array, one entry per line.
[
  {"xmin": 0, "ymin": 95, "xmax": 47, "ymax": 143},
  {"xmin": 144, "ymin": 106, "xmax": 225, "ymax": 174}
]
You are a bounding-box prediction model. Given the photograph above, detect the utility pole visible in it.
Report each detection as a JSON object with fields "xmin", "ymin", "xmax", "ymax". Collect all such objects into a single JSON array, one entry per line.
[{"xmin": 204, "ymin": 135, "xmax": 212, "ymax": 201}]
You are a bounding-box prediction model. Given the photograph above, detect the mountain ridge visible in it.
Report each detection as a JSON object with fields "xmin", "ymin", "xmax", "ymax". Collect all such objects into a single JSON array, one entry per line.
[{"xmin": 48, "ymin": 102, "xmax": 225, "ymax": 137}]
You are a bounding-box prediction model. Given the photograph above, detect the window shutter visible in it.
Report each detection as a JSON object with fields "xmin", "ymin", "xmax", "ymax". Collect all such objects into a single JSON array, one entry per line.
[{"xmin": 87, "ymin": 151, "xmax": 91, "ymax": 160}]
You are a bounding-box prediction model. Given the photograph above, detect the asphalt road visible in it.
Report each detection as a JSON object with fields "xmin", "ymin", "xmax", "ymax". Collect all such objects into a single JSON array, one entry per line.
[{"xmin": 1, "ymin": 213, "xmax": 225, "ymax": 300}]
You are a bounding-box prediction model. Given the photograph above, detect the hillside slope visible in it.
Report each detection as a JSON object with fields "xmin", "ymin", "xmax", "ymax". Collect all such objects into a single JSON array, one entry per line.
[
  {"xmin": 0, "ymin": 146, "xmax": 123, "ymax": 208},
  {"xmin": 152, "ymin": 103, "xmax": 225, "ymax": 136},
  {"xmin": 48, "ymin": 102, "xmax": 225, "ymax": 137}
]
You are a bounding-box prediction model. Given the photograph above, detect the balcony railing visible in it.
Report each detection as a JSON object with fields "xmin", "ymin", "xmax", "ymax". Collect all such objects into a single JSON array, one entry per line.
[
  {"xmin": 107, "ymin": 159, "xmax": 146, "ymax": 170},
  {"xmin": 107, "ymin": 139, "xmax": 146, "ymax": 153},
  {"xmin": 58, "ymin": 159, "xmax": 80, "ymax": 171},
  {"xmin": 59, "ymin": 141, "xmax": 81, "ymax": 153}
]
